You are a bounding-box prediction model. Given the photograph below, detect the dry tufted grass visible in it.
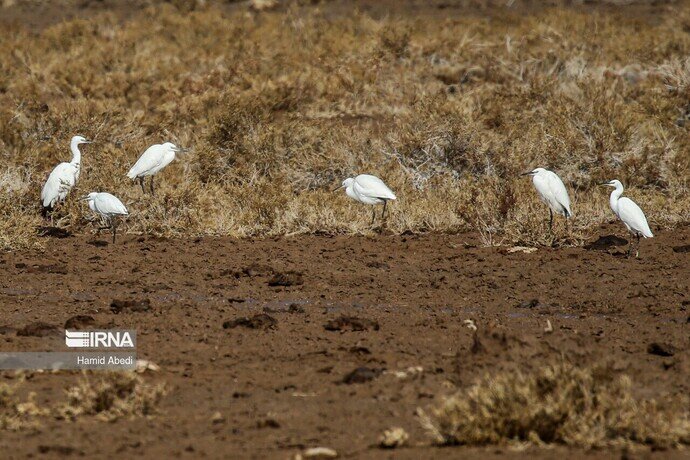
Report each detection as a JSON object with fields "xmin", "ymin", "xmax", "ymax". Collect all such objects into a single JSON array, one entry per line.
[
  {"xmin": 419, "ymin": 361, "xmax": 690, "ymax": 449},
  {"xmin": 1, "ymin": 1, "xmax": 689, "ymax": 249}
]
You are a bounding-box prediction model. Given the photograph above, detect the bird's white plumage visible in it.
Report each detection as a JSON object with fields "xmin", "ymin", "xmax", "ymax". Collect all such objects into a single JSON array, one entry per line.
[
  {"xmin": 40, "ymin": 136, "xmax": 88, "ymax": 210},
  {"xmin": 85, "ymin": 192, "xmax": 128, "ymax": 219},
  {"xmin": 344, "ymin": 174, "xmax": 396, "ymax": 205},
  {"xmin": 127, "ymin": 142, "xmax": 178, "ymax": 179},
  {"xmin": 530, "ymin": 168, "xmax": 572, "ymax": 217},
  {"xmin": 606, "ymin": 180, "xmax": 653, "ymax": 238}
]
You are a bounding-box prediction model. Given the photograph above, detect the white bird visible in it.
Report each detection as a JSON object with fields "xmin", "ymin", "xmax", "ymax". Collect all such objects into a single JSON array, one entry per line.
[
  {"xmin": 601, "ymin": 179, "xmax": 653, "ymax": 257},
  {"xmin": 40, "ymin": 135, "xmax": 91, "ymax": 222},
  {"xmin": 82, "ymin": 192, "xmax": 129, "ymax": 243},
  {"xmin": 126, "ymin": 142, "xmax": 186, "ymax": 195},
  {"xmin": 521, "ymin": 167, "xmax": 572, "ymax": 233},
  {"xmin": 335, "ymin": 174, "xmax": 397, "ymax": 224}
]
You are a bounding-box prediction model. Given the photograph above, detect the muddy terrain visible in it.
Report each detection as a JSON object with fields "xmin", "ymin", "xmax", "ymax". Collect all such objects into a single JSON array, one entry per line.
[{"xmin": 0, "ymin": 226, "xmax": 688, "ymax": 458}]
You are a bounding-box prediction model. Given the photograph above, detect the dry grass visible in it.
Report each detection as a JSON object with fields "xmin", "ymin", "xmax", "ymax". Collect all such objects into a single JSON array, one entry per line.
[
  {"xmin": 0, "ymin": 378, "xmax": 47, "ymax": 430},
  {"xmin": 1, "ymin": 2, "xmax": 689, "ymax": 249},
  {"xmin": 55, "ymin": 372, "xmax": 166, "ymax": 422},
  {"xmin": 419, "ymin": 361, "xmax": 690, "ymax": 449}
]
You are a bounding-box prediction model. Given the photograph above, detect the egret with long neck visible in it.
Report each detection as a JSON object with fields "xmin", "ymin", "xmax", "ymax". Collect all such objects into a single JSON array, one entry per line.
[
  {"xmin": 40, "ymin": 135, "xmax": 92, "ymax": 224},
  {"xmin": 601, "ymin": 179, "xmax": 653, "ymax": 258}
]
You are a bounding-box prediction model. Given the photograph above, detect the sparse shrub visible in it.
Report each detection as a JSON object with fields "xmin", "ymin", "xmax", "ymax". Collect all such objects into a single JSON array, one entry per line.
[
  {"xmin": 419, "ymin": 361, "xmax": 690, "ymax": 449},
  {"xmin": 56, "ymin": 372, "xmax": 166, "ymax": 422}
]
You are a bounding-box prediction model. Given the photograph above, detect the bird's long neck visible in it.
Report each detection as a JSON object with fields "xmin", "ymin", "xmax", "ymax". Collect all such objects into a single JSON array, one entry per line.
[
  {"xmin": 609, "ymin": 184, "xmax": 624, "ymax": 212},
  {"xmin": 70, "ymin": 140, "xmax": 81, "ymax": 166}
]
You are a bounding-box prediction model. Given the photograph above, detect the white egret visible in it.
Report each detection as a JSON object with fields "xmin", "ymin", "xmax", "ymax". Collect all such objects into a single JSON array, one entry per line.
[
  {"xmin": 521, "ymin": 167, "xmax": 572, "ymax": 233},
  {"xmin": 126, "ymin": 142, "xmax": 187, "ymax": 195},
  {"xmin": 40, "ymin": 135, "xmax": 92, "ymax": 222},
  {"xmin": 601, "ymin": 179, "xmax": 653, "ymax": 257},
  {"xmin": 334, "ymin": 174, "xmax": 396, "ymax": 224},
  {"xmin": 82, "ymin": 192, "xmax": 129, "ymax": 243}
]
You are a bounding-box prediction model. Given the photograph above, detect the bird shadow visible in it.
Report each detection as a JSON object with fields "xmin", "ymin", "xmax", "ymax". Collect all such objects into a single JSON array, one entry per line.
[
  {"xmin": 672, "ymin": 244, "xmax": 690, "ymax": 253},
  {"xmin": 583, "ymin": 235, "xmax": 629, "ymax": 251},
  {"xmin": 36, "ymin": 226, "xmax": 72, "ymax": 239}
]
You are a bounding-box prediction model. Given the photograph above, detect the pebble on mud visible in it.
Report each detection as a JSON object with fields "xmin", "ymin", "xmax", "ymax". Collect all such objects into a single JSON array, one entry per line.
[
  {"xmin": 110, "ymin": 298, "xmax": 152, "ymax": 314},
  {"xmin": 342, "ymin": 366, "xmax": 382, "ymax": 384},
  {"xmin": 301, "ymin": 447, "xmax": 338, "ymax": 458},
  {"xmin": 647, "ymin": 342, "xmax": 677, "ymax": 357},
  {"xmin": 378, "ymin": 427, "xmax": 409, "ymax": 448},
  {"xmin": 223, "ymin": 313, "xmax": 277, "ymax": 330},
  {"xmin": 268, "ymin": 271, "xmax": 304, "ymax": 287},
  {"xmin": 17, "ymin": 322, "xmax": 59, "ymax": 337},
  {"xmin": 324, "ymin": 316, "xmax": 379, "ymax": 332},
  {"xmin": 64, "ymin": 315, "xmax": 96, "ymax": 329}
]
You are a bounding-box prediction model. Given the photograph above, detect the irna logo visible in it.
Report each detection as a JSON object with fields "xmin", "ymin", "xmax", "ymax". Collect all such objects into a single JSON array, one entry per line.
[{"xmin": 65, "ymin": 330, "xmax": 136, "ymax": 349}]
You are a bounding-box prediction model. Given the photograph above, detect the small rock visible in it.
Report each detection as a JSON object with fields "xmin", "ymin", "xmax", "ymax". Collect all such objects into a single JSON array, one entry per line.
[
  {"xmin": 342, "ymin": 367, "xmax": 382, "ymax": 384},
  {"xmin": 517, "ymin": 299, "xmax": 539, "ymax": 309},
  {"xmin": 303, "ymin": 447, "xmax": 338, "ymax": 458},
  {"xmin": 324, "ymin": 316, "xmax": 379, "ymax": 332},
  {"xmin": 647, "ymin": 342, "xmax": 676, "ymax": 357},
  {"xmin": 268, "ymin": 271, "xmax": 303, "ymax": 287},
  {"xmin": 135, "ymin": 359, "xmax": 161, "ymax": 373},
  {"xmin": 64, "ymin": 315, "xmax": 96, "ymax": 329},
  {"xmin": 256, "ymin": 418, "xmax": 280, "ymax": 429},
  {"xmin": 223, "ymin": 314, "xmax": 277, "ymax": 330},
  {"xmin": 211, "ymin": 411, "xmax": 225, "ymax": 424},
  {"xmin": 110, "ymin": 298, "xmax": 152, "ymax": 314},
  {"xmin": 379, "ymin": 427, "xmax": 409, "ymax": 448}
]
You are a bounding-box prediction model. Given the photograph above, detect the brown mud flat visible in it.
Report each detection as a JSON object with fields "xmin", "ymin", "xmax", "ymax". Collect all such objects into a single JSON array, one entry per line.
[{"xmin": 0, "ymin": 226, "xmax": 688, "ymax": 458}]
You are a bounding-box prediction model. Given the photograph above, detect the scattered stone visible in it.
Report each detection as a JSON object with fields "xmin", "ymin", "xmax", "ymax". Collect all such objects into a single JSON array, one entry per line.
[
  {"xmin": 268, "ymin": 271, "xmax": 303, "ymax": 287},
  {"xmin": 17, "ymin": 322, "xmax": 59, "ymax": 337},
  {"xmin": 110, "ymin": 298, "xmax": 152, "ymax": 314},
  {"xmin": 517, "ymin": 299, "xmax": 539, "ymax": 309},
  {"xmin": 302, "ymin": 447, "xmax": 338, "ymax": 458},
  {"xmin": 257, "ymin": 418, "xmax": 280, "ymax": 429},
  {"xmin": 135, "ymin": 359, "xmax": 161, "ymax": 373},
  {"xmin": 324, "ymin": 316, "xmax": 379, "ymax": 332},
  {"xmin": 647, "ymin": 342, "xmax": 677, "ymax": 357},
  {"xmin": 505, "ymin": 246, "xmax": 537, "ymax": 254},
  {"xmin": 223, "ymin": 314, "xmax": 277, "ymax": 330},
  {"xmin": 28, "ymin": 264, "xmax": 68, "ymax": 274},
  {"xmin": 544, "ymin": 319, "xmax": 553, "ymax": 333},
  {"xmin": 379, "ymin": 427, "xmax": 409, "ymax": 449},
  {"xmin": 211, "ymin": 411, "xmax": 225, "ymax": 424},
  {"xmin": 342, "ymin": 366, "xmax": 382, "ymax": 384},
  {"xmin": 64, "ymin": 315, "xmax": 96, "ymax": 329}
]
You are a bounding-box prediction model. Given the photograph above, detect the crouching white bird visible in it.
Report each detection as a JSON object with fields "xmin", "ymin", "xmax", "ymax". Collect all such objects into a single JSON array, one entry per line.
[
  {"xmin": 126, "ymin": 142, "xmax": 187, "ymax": 195},
  {"xmin": 601, "ymin": 179, "xmax": 653, "ymax": 258},
  {"xmin": 335, "ymin": 174, "xmax": 397, "ymax": 225},
  {"xmin": 40, "ymin": 135, "xmax": 92, "ymax": 223},
  {"xmin": 82, "ymin": 192, "xmax": 129, "ymax": 243},
  {"xmin": 521, "ymin": 167, "xmax": 572, "ymax": 233}
]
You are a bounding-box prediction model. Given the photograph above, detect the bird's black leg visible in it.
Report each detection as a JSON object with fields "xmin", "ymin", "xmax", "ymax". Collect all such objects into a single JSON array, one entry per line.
[
  {"xmin": 381, "ymin": 200, "xmax": 388, "ymax": 220},
  {"xmin": 139, "ymin": 177, "xmax": 145, "ymax": 194},
  {"xmin": 635, "ymin": 234, "xmax": 640, "ymax": 258},
  {"xmin": 371, "ymin": 208, "xmax": 376, "ymax": 226},
  {"xmin": 150, "ymin": 176, "xmax": 155, "ymax": 196},
  {"xmin": 549, "ymin": 209, "xmax": 553, "ymax": 234},
  {"xmin": 112, "ymin": 220, "xmax": 118, "ymax": 244}
]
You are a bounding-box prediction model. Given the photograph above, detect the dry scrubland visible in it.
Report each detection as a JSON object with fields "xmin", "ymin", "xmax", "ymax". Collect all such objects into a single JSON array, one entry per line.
[{"xmin": 1, "ymin": 2, "xmax": 690, "ymax": 249}]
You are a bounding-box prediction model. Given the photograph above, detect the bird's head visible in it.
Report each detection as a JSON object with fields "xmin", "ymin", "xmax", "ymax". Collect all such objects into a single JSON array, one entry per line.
[
  {"xmin": 600, "ymin": 179, "xmax": 623, "ymax": 188},
  {"xmin": 80, "ymin": 192, "xmax": 98, "ymax": 202},
  {"xmin": 333, "ymin": 177, "xmax": 354, "ymax": 192},
  {"xmin": 163, "ymin": 142, "xmax": 189, "ymax": 155},
  {"xmin": 520, "ymin": 167, "xmax": 546, "ymax": 177},
  {"xmin": 72, "ymin": 135, "xmax": 93, "ymax": 145}
]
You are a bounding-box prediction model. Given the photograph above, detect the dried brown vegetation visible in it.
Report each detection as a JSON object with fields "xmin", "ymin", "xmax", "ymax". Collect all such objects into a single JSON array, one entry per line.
[
  {"xmin": 1, "ymin": 2, "xmax": 689, "ymax": 249},
  {"xmin": 419, "ymin": 361, "xmax": 690, "ymax": 449}
]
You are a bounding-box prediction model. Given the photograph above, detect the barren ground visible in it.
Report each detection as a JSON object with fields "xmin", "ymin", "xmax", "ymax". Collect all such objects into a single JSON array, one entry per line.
[{"xmin": 0, "ymin": 226, "xmax": 688, "ymax": 458}]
